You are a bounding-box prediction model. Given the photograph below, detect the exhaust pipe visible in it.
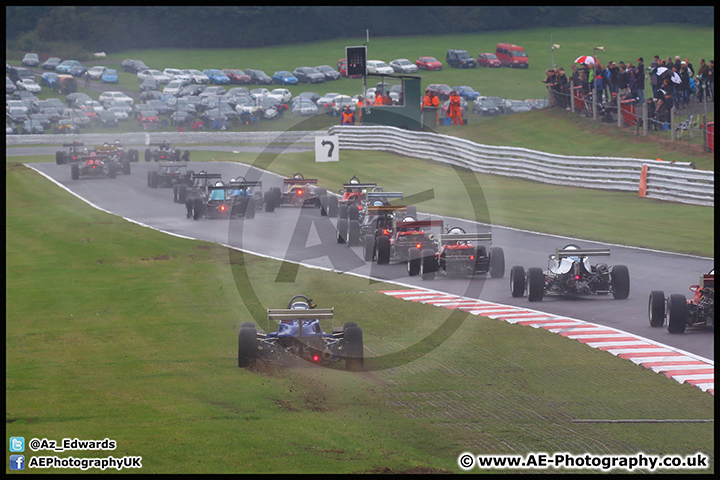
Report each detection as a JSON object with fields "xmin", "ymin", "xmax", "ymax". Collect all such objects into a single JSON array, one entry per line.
[{"xmin": 322, "ymin": 348, "xmax": 333, "ymax": 360}]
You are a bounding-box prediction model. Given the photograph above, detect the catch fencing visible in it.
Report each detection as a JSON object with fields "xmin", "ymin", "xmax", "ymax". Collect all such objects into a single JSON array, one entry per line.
[
  {"xmin": 327, "ymin": 125, "xmax": 713, "ymax": 207},
  {"xmin": 7, "ymin": 127, "xmax": 713, "ymax": 206}
]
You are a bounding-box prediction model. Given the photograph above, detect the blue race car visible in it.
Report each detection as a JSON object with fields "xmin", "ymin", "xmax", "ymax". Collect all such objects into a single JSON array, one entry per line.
[
  {"xmin": 272, "ymin": 70, "xmax": 299, "ymax": 85},
  {"xmin": 237, "ymin": 295, "xmax": 364, "ymax": 371},
  {"xmin": 101, "ymin": 68, "xmax": 119, "ymax": 84},
  {"xmin": 202, "ymin": 69, "xmax": 230, "ymax": 85}
]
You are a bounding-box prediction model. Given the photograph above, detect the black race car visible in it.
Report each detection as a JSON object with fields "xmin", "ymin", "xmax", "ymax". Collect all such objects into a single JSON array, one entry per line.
[
  {"xmin": 267, "ymin": 173, "xmax": 326, "ymax": 210},
  {"xmin": 144, "ymin": 140, "xmax": 190, "ymax": 162},
  {"xmin": 147, "ymin": 162, "xmax": 193, "ymax": 192},
  {"xmin": 55, "ymin": 141, "xmax": 89, "ymax": 165},
  {"xmin": 421, "ymin": 227, "xmax": 505, "ymax": 280},
  {"xmin": 649, "ymin": 270, "xmax": 714, "ymax": 334},
  {"xmin": 186, "ymin": 181, "xmax": 260, "ymax": 220},
  {"xmin": 237, "ymin": 295, "xmax": 364, "ymax": 371},
  {"xmin": 510, "ymin": 244, "xmax": 630, "ymax": 302},
  {"xmin": 70, "ymin": 154, "xmax": 120, "ymax": 180}
]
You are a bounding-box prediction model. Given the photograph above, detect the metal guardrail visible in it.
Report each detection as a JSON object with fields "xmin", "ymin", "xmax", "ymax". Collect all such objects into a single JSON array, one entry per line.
[{"xmin": 7, "ymin": 126, "xmax": 713, "ymax": 206}]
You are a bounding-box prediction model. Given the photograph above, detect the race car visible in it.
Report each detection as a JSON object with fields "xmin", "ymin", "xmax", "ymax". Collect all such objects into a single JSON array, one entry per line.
[
  {"xmin": 320, "ymin": 175, "xmax": 377, "ymax": 218},
  {"xmin": 420, "ymin": 227, "xmax": 505, "ymax": 280},
  {"xmin": 510, "ymin": 244, "xmax": 630, "ymax": 302},
  {"xmin": 227, "ymin": 176, "xmax": 275, "ymax": 213},
  {"xmin": 55, "ymin": 141, "xmax": 89, "ymax": 165},
  {"xmin": 144, "ymin": 140, "xmax": 190, "ymax": 162},
  {"xmin": 649, "ymin": 270, "xmax": 714, "ymax": 334},
  {"xmin": 70, "ymin": 153, "xmax": 119, "ymax": 180},
  {"xmin": 268, "ymin": 173, "xmax": 326, "ymax": 209},
  {"xmin": 182, "ymin": 171, "xmax": 223, "ymax": 214},
  {"xmin": 186, "ymin": 180, "xmax": 259, "ymax": 220},
  {"xmin": 237, "ymin": 295, "xmax": 364, "ymax": 371},
  {"xmin": 147, "ymin": 162, "xmax": 193, "ymax": 193},
  {"xmin": 337, "ymin": 190, "xmax": 409, "ymax": 248},
  {"xmin": 366, "ymin": 215, "xmax": 443, "ymax": 275},
  {"xmin": 92, "ymin": 140, "xmax": 139, "ymax": 163}
]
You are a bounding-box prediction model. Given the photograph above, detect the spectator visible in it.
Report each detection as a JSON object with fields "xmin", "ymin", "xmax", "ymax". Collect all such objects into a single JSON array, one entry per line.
[
  {"xmin": 684, "ymin": 58, "xmax": 695, "ymax": 78},
  {"xmin": 636, "ymin": 57, "xmax": 646, "ymax": 103},
  {"xmin": 373, "ymin": 91, "xmax": 384, "ymax": 106},
  {"xmin": 679, "ymin": 62, "xmax": 691, "ymax": 108},
  {"xmin": 646, "ymin": 98, "xmax": 657, "ymax": 131},
  {"xmin": 356, "ymin": 95, "xmax": 365, "ymax": 125},
  {"xmin": 696, "ymin": 59, "xmax": 709, "ymax": 101},
  {"xmin": 608, "ymin": 61, "xmax": 619, "ymax": 99},
  {"xmin": 341, "ymin": 105, "xmax": 354, "ymax": 125},
  {"xmin": 542, "ymin": 69, "xmax": 556, "ymax": 104},
  {"xmin": 84, "ymin": 71, "xmax": 90, "ymax": 88},
  {"xmin": 421, "ymin": 89, "xmax": 440, "ymax": 125},
  {"xmin": 650, "ymin": 55, "xmax": 660, "ymax": 98},
  {"xmin": 671, "ymin": 65, "xmax": 682, "ymax": 108},
  {"xmin": 656, "ymin": 95, "xmax": 672, "ymax": 127},
  {"xmin": 556, "ymin": 68, "xmax": 568, "ymax": 108},
  {"xmin": 708, "ymin": 60, "xmax": 714, "ymax": 100},
  {"xmin": 593, "ymin": 65, "xmax": 605, "ymax": 106},
  {"xmin": 384, "ymin": 90, "xmax": 393, "ymax": 106},
  {"xmin": 618, "ymin": 63, "xmax": 630, "ymax": 99}
]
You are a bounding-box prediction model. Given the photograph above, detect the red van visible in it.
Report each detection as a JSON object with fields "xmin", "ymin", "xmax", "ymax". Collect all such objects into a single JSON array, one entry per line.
[{"xmin": 495, "ymin": 43, "xmax": 529, "ymax": 69}]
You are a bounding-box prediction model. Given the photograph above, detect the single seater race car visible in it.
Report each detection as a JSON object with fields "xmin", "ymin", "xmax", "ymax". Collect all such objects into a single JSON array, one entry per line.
[
  {"xmin": 70, "ymin": 153, "xmax": 119, "ymax": 180},
  {"xmin": 421, "ymin": 227, "xmax": 504, "ymax": 280},
  {"xmin": 93, "ymin": 140, "xmax": 139, "ymax": 163},
  {"xmin": 237, "ymin": 295, "xmax": 364, "ymax": 371},
  {"xmin": 321, "ymin": 175, "xmax": 377, "ymax": 218},
  {"xmin": 339, "ymin": 190, "xmax": 410, "ymax": 248},
  {"xmin": 367, "ymin": 215, "xmax": 443, "ymax": 276},
  {"xmin": 55, "ymin": 141, "xmax": 89, "ymax": 165},
  {"xmin": 147, "ymin": 162, "xmax": 193, "ymax": 191},
  {"xmin": 649, "ymin": 270, "xmax": 714, "ymax": 334},
  {"xmin": 267, "ymin": 173, "xmax": 326, "ymax": 209},
  {"xmin": 144, "ymin": 140, "xmax": 190, "ymax": 162},
  {"xmin": 186, "ymin": 181, "xmax": 259, "ymax": 220},
  {"xmin": 510, "ymin": 244, "xmax": 629, "ymax": 302}
]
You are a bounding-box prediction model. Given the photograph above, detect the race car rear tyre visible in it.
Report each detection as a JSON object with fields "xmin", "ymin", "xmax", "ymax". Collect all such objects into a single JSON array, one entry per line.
[
  {"xmin": 527, "ymin": 267, "xmax": 544, "ymax": 302},
  {"xmin": 611, "ymin": 265, "xmax": 630, "ymax": 300},
  {"xmin": 343, "ymin": 325, "xmax": 364, "ymax": 372},
  {"xmin": 173, "ymin": 184, "xmax": 179, "ymax": 202},
  {"xmin": 122, "ymin": 159, "xmax": 131, "ymax": 175},
  {"xmin": 667, "ymin": 294, "xmax": 687, "ymax": 334},
  {"xmin": 238, "ymin": 322, "xmax": 258, "ymax": 368},
  {"xmin": 149, "ymin": 170, "xmax": 159, "ymax": 188},
  {"xmin": 421, "ymin": 249, "xmax": 436, "ymax": 280},
  {"xmin": 348, "ymin": 220, "xmax": 361, "ymax": 246},
  {"xmin": 147, "ymin": 171, "xmax": 152, "ymax": 187},
  {"xmin": 177, "ymin": 184, "xmax": 187, "ymax": 204},
  {"xmin": 193, "ymin": 197, "xmax": 203, "ymax": 220},
  {"xmin": 129, "ymin": 149, "xmax": 139, "ymax": 162},
  {"xmin": 264, "ymin": 191, "xmax": 275, "ymax": 212},
  {"xmin": 363, "ymin": 235, "xmax": 375, "ymax": 262},
  {"xmin": 348, "ymin": 204, "xmax": 359, "ymax": 221},
  {"xmin": 649, "ymin": 290, "xmax": 666, "ymax": 327},
  {"xmin": 489, "ymin": 246, "xmax": 505, "ymax": 278},
  {"xmin": 510, "ymin": 265, "xmax": 526, "ymax": 297},
  {"xmin": 183, "ymin": 150, "xmax": 190, "ymax": 162},
  {"xmin": 56, "ymin": 151, "xmax": 66, "ymax": 165},
  {"xmin": 186, "ymin": 199, "xmax": 193, "ymax": 218},
  {"xmin": 107, "ymin": 164, "xmax": 117, "ymax": 179},
  {"xmin": 245, "ymin": 198, "xmax": 255, "ymax": 219},
  {"xmin": 376, "ymin": 236, "xmax": 391, "ymax": 264},
  {"xmin": 320, "ymin": 195, "xmax": 329, "ymax": 216},
  {"xmin": 271, "ymin": 187, "xmax": 281, "ymax": 208},
  {"xmin": 71, "ymin": 164, "xmax": 79, "ymax": 180},
  {"xmin": 407, "ymin": 247, "xmax": 421, "ymax": 276},
  {"xmin": 144, "ymin": 148, "xmax": 151, "ymax": 162},
  {"xmin": 336, "ymin": 218, "xmax": 348, "ymax": 244},
  {"xmin": 338, "ymin": 204, "xmax": 348, "ymax": 220},
  {"xmin": 327, "ymin": 195, "xmax": 338, "ymax": 218}
]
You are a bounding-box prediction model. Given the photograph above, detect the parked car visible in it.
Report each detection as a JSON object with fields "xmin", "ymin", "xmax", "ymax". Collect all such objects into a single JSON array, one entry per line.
[
  {"xmin": 6, "ymin": 106, "xmax": 29, "ymax": 124},
  {"xmin": 163, "ymin": 79, "xmax": 189, "ymax": 96},
  {"xmin": 271, "ymin": 70, "xmax": 298, "ymax": 85},
  {"xmin": 137, "ymin": 69, "xmax": 172, "ymax": 84},
  {"xmin": 182, "ymin": 69, "xmax": 210, "ymax": 84},
  {"xmin": 203, "ymin": 69, "xmax": 230, "ymax": 85},
  {"xmin": 163, "ymin": 68, "xmax": 192, "ymax": 82},
  {"xmin": 389, "ymin": 58, "xmax": 419, "ymax": 74},
  {"xmin": 55, "ymin": 60, "xmax": 82, "ymax": 74},
  {"xmin": 243, "ymin": 69, "xmax": 272, "ymax": 84},
  {"xmin": 8, "ymin": 66, "xmax": 34, "ymax": 84},
  {"xmin": 97, "ymin": 109, "xmax": 119, "ymax": 127},
  {"xmin": 452, "ymin": 86, "xmax": 481, "ymax": 101},
  {"xmin": 68, "ymin": 63, "xmax": 88, "ymax": 77},
  {"xmin": 426, "ymin": 84, "xmax": 452, "ymax": 100},
  {"xmin": 42, "ymin": 57, "xmax": 62, "ymax": 70},
  {"xmin": 446, "ymin": 49, "xmax": 477, "ymax": 68},
  {"xmin": 101, "ymin": 68, "xmax": 119, "ymax": 84},
  {"xmin": 6, "ymin": 76, "xmax": 17, "ymax": 94},
  {"xmin": 416, "ymin": 56, "xmax": 443, "ymax": 71},
  {"xmin": 293, "ymin": 67, "xmax": 325, "ymax": 84},
  {"xmin": 56, "ymin": 74, "xmax": 78, "ymax": 95},
  {"xmin": 29, "ymin": 112, "xmax": 51, "ymax": 129},
  {"xmin": 297, "ymin": 91, "xmax": 321, "ymax": 104},
  {"xmin": 22, "ymin": 53, "xmax": 40, "ymax": 67},
  {"xmin": 291, "ymin": 97, "xmax": 318, "ymax": 116},
  {"xmin": 99, "ymin": 91, "xmax": 134, "ymax": 107},
  {"xmin": 39, "ymin": 106, "xmax": 62, "ymax": 123},
  {"xmin": 16, "ymin": 77, "xmax": 41, "ymax": 94},
  {"xmin": 199, "ymin": 85, "xmax": 227, "ymax": 98},
  {"xmin": 223, "ymin": 69, "xmax": 252, "ymax": 85},
  {"xmin": 107, "ymin": 106, "xmax": 130, "ymax": 121},
  {"xmin": 499, "ymin": 99, "xmax": 532, "ymax": 114},
  {"xmin": 314, "ymin": 65, "xmax": 341, "ymax": 81},
  {"xmin": 86, "ymin": 66, "xmax": 107, "ymax": 80},
  {"xmin": 139, "ymin": 78, "xmax": 159, "ymax": 91},
  {"xmin": 18, "ymin": 118, "xmax": 44, "ymax": 134},
  {"xmin": 472, "ymin": 97, "xmax": 501, "ymax": 116},
  {"xmin": 477, "ymin": 52, "xmax": 501, "ymax": 68},
  {"xmin": 268, "ymin": 88, "xmax": 292, "ymax": 104},
  {"xmin": 249, "ymin": 88, "xmax": 270, "ymax": 100},
  {"xmin": 366, "ymin": 60, "xmax": 394, "ymax": 75},
  {"xmin": 121, "ymin": 59, "xmax": 149, "ymax": 73},
  {"xmin": 331, "ymin": 95, "xmax": 356, "ymax": 115},
  {"xmin": 178, "ymin": 83, "xmax": 206, "ymax": 97},
  {"xmin": 496, "ymin": 43, "xmax": 529, "ymax": 68},
  {"xmin": 336, "ymin": 58, "xmax": 362, "ymax": 79},
  {"xmin": 316, "ymin": 92, "xmax": 341, "ymax": 111}
]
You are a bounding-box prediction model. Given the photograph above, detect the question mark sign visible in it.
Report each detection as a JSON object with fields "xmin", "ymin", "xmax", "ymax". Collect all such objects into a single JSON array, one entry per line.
[{"xmin": 321, "ymin": 139, "xmax": 334, "ymax": 158}]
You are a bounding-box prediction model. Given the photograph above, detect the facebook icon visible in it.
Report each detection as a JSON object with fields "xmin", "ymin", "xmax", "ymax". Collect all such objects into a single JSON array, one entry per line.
[{"xmin": 10, "ymin": 454, "xmax": 25, "ymax": 470}]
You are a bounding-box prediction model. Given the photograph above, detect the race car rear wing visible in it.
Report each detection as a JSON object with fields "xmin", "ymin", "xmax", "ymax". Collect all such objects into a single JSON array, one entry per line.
[
  {"xmin": 366, "ymin": 205, "xmax": 409, "ymax": 214},
  {"xmin": 160, "ymin": 162, "xmax": 187, "ymax": 168},
  {"xmin": 63, "ymin": 142, "xmax": 84, "ymax": 147},
  {"xmin": 227, "ymin": 180, "xmax": 262, "ymax": 190},
  {"xmin": 396, "ymin": 219, "xmax": 444, "ymax": 229},
  {"xmin": 366, "ymin": 191, "xmax": 403, "ymax": 201},
  {"xmin": 283, "ymin": 178, "xmax": 318, "ymax": 186},
  {"xmin": 438, "ymin": 233, "xmax": 492, "ymax": 245},
  {"xmin": 267, "ymin": 308, "xmax": 334, "ymax": 321},
  {"xmin": 342, "ymin": 182, "xmax": 377, "ymax": 191},
  {"xmin": 556, "ymin": 248, "xmax": 611, "ymax": 258},
  {"xmin": 192, "ymin": 173, "xmax": 223, "ymax": 180}
]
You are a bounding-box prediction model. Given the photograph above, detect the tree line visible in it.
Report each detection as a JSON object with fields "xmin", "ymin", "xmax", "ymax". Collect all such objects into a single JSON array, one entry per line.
[{"xmin": 6, "ymin": 6, "xmax": 714, "ymax": 57}]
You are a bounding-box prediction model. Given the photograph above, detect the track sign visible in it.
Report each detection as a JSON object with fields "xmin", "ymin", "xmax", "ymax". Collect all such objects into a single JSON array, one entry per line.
[
  {"xmin": 315, "ymin": 135, "xmax": 339, "ymax": 162},
  {"xmin": 346, "ymin": 46, "xmax": 367, "ymax": 76}
]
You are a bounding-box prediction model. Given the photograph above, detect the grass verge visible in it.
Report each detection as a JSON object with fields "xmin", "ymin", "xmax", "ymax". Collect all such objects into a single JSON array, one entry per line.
[{"xmin": 6, "ymin": 161, "xmax": 714, "ymax": 473}]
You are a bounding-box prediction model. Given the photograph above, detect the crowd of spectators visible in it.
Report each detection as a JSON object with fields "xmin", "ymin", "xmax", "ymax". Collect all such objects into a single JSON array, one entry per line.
[{"xmin": 544, "ymin": 54, "xmax": 713, "ymax": 127}]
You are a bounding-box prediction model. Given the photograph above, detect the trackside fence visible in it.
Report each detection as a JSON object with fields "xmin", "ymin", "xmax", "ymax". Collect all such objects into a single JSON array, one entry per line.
[
  {"xmin": 327, "ymin": 125, "xmax": 713, "ymax": 207},
  {"xmin": 7, "ymin": 128, "xmax": 713, "ymax": 207}
]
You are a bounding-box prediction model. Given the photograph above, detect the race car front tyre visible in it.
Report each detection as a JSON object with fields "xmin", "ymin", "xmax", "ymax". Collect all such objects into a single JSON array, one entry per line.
[
  {"xmin": 56, "ymin": 151, "xmax": 66, "ymax": 165},
  {"xmin": 122, "ymin": 159, "xmax": 131, "ymax": 175},
  {"xmin": 177, "ymin": 184, "xmax": 187, "ymax": 204},
  {"xmin": 338, "ymin": 204, "xmax": 348, "ymax": 220},
  {"xmin": 193, "ymin": 198, "xmax": 203, "ymax": 220},
  {"xmin": 327, "ymin": 195, "xmax": 338, "ymax": 218},
  {"xmin": 107, "ymin": 164, "xmax": 117, "ymax": 179},
  {"xmin": 348, "ymin": 220, "xmax": 361, "ymax": 246},
  {"xmin": 71, "ymin": 164, "xmax": 79, "ymax": 180},
  {"xmin": 342, "ymin": 324, "xmax": 364, "ymax": 372},
  {"xmin": 144, "ymin": 148, "xmax": 151, "ymax": 162},
  {"xmin": 264, "ymin": 191, "xmax": 275, "ymax": 212},
  {"xmin": 149, "ymin": 170, "xmax": 159, "ymax": 188},
  {"xmin": 667, "ymin": 293, "xmax": 687, "ymax": 334},
  {"xmin": 510, "ymin": 265, "xmax": 526, "ymax": 297},
  {"xmin": 489, "ymin": 246, "xmax": 505, "ymax": 278},
  {"xmin": 407, "ymin": 247, "xmax": 421, "ymax": 276},
  {"xmin": 185, "ymin": 198, "xmax": 193, "ymax": 219},
  {"xmin": 421, "ymin": 249, "xmax": 436, "ymax": 280},
  {"xmin": 363, "ymin": 235, "xmax": 375, "ymax": 262},
  {"xmin": 527, "ymin": 267, "xmax": 544, "ymax": 302},
  {"xmin": 336, "ymin": 218, "xmax": 348, "ymax": 244},
  {"xmin": 611, "ymin": 265, "xmax": 630, "ymax": 300},
  {"xmin": 320, "ymin": 195, "xmax": 328, "ymax": 216},
  {"xmin": 376, "ymin": 236, "xmax": 391, "ymax": 264},
  {"xmin": 238, "ymin": 322, "xmax": 259, "ymax": 367},
  {"xmin": 649, "ymin": 290, "xmax": 666, "ymax": 327}
]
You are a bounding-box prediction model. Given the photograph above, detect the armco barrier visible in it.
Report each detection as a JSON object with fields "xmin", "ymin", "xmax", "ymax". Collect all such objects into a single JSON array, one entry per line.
[
  {"xmin": 7, "ymin": 127, "xmax": 713, "ymax": 206},
  {"xmin": 327, "ymin": 126, "xmax": 714, "ymax": 207}
]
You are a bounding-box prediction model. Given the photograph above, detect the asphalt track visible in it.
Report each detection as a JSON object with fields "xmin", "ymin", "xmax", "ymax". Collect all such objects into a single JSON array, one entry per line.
[{"xmin": 23, "ymin": 156, "xmax": 714, "ymax": 363}]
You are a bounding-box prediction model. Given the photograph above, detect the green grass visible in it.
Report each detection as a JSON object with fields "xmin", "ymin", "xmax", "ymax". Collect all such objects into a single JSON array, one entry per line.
[{"xmin": 6, "ymin": 161, "xmax": 714, "ymax": 474}]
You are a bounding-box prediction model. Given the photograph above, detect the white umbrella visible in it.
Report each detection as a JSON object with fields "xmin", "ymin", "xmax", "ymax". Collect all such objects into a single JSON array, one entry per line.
[
  {"xmin": 670, "ymin": 71, "xmax": 682, "ymax": 84},
  {"xmin": 574, "ymin": 55, "xmax": 596, "ymax": 66},
  {"xmin": 656, "ymin": 66, "xmax": 669, "ymax": 76}
]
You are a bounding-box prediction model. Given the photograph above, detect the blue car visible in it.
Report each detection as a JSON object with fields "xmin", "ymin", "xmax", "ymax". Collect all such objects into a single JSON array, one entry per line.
[
  {"xmin": 101, "ymin": 68, "xmax": 119, "ymax": 84},
  {"xmin": 272, "ymin": 71, "xmax": 299, "ymax": 86},
  {"xmin": 55, "ymin": 60, "xmax": 81, "ymax": 74},
  {"xmin": 202, "ymin": 69, "xmax": 230, "ymax": 85},
  {"xmin": 40, "ymin": 72, "xmax": 60, "ymax": 89},
  {"xmin": 453, "ymin": 86, "xmax": 481, "ymax": 101},
  {"xmin": 68, "ymin": 64, "xmax": 88, "ymax": 77}
]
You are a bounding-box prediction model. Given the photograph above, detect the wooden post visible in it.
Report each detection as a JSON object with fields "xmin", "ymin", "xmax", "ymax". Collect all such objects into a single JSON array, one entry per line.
[
  {"xmin": 642, "ymin": 100, "xmax": 648, "ymax": 136},
  {"xmin": 570, "ymin": 80, "xmax": 575, "ymax": 113}
]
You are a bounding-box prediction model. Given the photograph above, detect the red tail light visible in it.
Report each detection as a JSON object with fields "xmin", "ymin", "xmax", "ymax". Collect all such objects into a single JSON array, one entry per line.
[
  {"xmin": 470, "ymin": 255, "xmax": 475, "ymax": 260},
  {"xmin": 383, "ymin": 229, "xmax": 389, "ymax": 235},
  {"xmin": 575, "ymin": 275, "xmax": 580, "ymax": 280},
  {"xmin": 297, "ymin": 189, "xmax": 303, "ymax": 195},
  {"xmin": 416, "ymin": 244, "xmax": 421, "ymax": 249},
  {"xmin": 220, "ymin": 205, "xmax": 226, "ymax": 211},
  {"xmin": 312, "ymin": 355, "xmax": 320, "ymax": 362}
]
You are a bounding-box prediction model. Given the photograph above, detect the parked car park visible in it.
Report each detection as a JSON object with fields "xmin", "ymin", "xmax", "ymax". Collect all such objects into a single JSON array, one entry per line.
[
  {"xmin": 86, "ymin": 66, "xmax": 108, "ymax": 80},
  {"xmin": 477, "ymin": 52, "xmax": 501, "ymax": 67},
  {"xmin": 203, "ymin": 69, "xmax": 231, "ymax": 85},
  {"xmin": 101, "ymin": 68, "xmax": 119, "ymax": 84},
  {"xmin": 223, "ymin": 69, "xmax": 252, "ymax": 85},
  {"xmin": 416, "ymin": 56, "xmax": 443, "ymax": 71},
  {"xmin": 22, "ymin": 53, "xmax": 40, "ymax": 67},
  {"xmin": 314, "ymin": 65, "xmax": 341, "ymax": 81},
  {"xmin": 291, "ymin": 97, "xmax": 318, "ymax": 116},
  {"xmin": 272, "ymin": 71, "xmax": 298, "ymax": 85},
  {"xmin": 16, "ymin": 77, "xmax": 41, "ymax": 94},
  {"xmin": 389, "ymin": 58, "xmax": 419, "ymax": 74},
  {"xmin": 293, "ymin": 67, "xmax": 325, "ymax": 84},
  {"xmin": 182, "ymin": 69, "xmax": 210, "ymax": 84},
  {"xmin": 366, "ymin": 60, "xmax": 394, "ymax": 75},
  {"xmin": 452, "ymin": 86, "xmax": 481, "ymax": 101},
  {"xmin": 243, "ymin": 69, "xmax": 272, "ymax": 84},
  {"xmin": 121, "ymin": 59, "xmax": 149, "ymax": 73},
  {"xmin": 55, "ymin": 60, "xmax": 82, "ymax": 74},
  {"xmin": 446, "ymin": 49, "xmax": 477, "ymax": 68},
  {"xmin": 163, "ymin": 68, "xmax": 192, "ymax": 82},
  {"xmin": 42, "ymin": 56, "xmax": 62, "ymax": 70}
]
